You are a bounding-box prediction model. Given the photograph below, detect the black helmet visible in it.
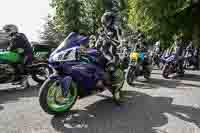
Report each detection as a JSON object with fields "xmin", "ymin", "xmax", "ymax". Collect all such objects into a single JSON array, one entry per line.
[
  {"xmin": 3, "ymin": 24, "xmax": 18, "ymax": 35},
  {"xmin": 111, "ymin": 0, "xmax": 120, "ymax": 12},
  {"xmin": 138, "ymin": 32, "xmax": 145, "ymax": 39},
  {"xmin": 101, "ymin": 12, "xmax": 114, "ymax": 27}
]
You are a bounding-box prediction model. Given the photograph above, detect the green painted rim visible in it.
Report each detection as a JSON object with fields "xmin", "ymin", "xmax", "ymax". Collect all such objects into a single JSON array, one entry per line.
[{"xmin": 47, "ymin": 81, "xmax": 77, "ymax": 112}]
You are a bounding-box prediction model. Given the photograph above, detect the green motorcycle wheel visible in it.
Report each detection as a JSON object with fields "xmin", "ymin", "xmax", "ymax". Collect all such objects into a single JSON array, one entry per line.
[{"xmin": 39, "ymin": 79, "xmax": 78, "ymax": 115}]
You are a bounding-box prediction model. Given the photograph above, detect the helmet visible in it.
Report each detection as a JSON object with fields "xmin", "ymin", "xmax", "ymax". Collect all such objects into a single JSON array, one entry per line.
[
  {"xmin": 97, "ymin": 28, "xmax": 104, "ymax": 34},
  {"xmin": 89, "ymin": 35, "xmax": 96, "ymax": 41},
  {"xmin": 3, "ymin": 24, "xmax": 18, "ymax": 35},
  {"xmin": 111, "ymin": 0, "xmax": 120, "ymax": 12},
  {"xmin": 138, "ymin": 32, "xmax": 145, "ymax": 39},
  {"xmin": 155, "ymin": 41, "xmax": 160, "ymax": 46},
  {"xmin": 101, "ymin": 12, "xmax": 114, "ymax": 27}
]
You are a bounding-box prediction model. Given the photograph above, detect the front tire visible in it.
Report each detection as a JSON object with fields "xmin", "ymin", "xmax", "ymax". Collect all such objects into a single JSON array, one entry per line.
[
  {"xmin": 126, "ymin": 66, "xmax": 137, "ymax": 86},
  {"xmin": 39, "ymin": 79, "xmax": 78, "ymax": 115},
  {"xmin": 162, "ymin": 64, "xmax": 170, "ymax": 79}
]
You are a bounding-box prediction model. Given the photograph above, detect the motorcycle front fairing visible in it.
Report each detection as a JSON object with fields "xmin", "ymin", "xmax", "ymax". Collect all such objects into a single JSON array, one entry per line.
[
  {"xmin": 165, "ymin": 54, "xmax": 176, "ymax": 63},
  {"xmin": 48, "ymin": 32, "xmax": 105, "ymax": 95},
  {"xmin": 49, "ymin": 32, "xmax": 89, "ymax": 60},
  {"xmin": 49, "ymin": 51, "xmax": 104, "ymax": 95}
]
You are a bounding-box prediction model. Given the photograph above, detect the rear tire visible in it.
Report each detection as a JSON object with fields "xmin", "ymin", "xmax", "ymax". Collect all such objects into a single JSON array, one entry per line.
[{"xmin": 31, "ymin": 63, "xmax": 53, "ymax": 84}]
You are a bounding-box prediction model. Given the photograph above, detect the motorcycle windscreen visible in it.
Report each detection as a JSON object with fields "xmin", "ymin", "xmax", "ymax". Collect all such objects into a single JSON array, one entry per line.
[
  {"xmin": 0, "ymin": 51, "xmax": 21, "ymax": 63},
  {"xmin": 51, "ymin": 32, "xmax": 89, "ymax": 57}
]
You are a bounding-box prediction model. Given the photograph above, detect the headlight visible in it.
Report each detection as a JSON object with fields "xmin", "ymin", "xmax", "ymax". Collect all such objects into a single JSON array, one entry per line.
[{"xmin": 49, "ymin": 53, "xmax": 64, "ymax": 62}]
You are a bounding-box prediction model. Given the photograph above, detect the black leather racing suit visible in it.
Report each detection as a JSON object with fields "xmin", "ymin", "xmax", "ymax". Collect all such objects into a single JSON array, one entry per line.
[
  {"xmin": 174, "ymin": 43, "xmax": 184, "ymax": 74},
  {"xmin": 8, "ymin": 32, "xmax": 33, "ymax": 79}
]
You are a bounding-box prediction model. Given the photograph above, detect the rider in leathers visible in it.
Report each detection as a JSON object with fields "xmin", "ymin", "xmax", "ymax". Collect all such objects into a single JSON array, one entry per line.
[
  {"xmin": 173, "ymin": 37, "xmax": 185, "ymax": 76},
  {"xmin": 3, "ymin": 24, "xmax": 33, "ymax": 85},
  {"xmin": 99, "ymin": 0, "xmax": 122, "ymax": 80},
  {"xmin": 134, "ymin": 32, "xmax": 151, "ymax": 72}
]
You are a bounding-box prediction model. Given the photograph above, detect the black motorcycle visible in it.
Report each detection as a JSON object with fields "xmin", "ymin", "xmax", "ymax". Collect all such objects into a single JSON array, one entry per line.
[
  {"xmin": 126, "ymin": 50, "xmax": 152, "ymax": 85},
  {"xmin": 183, "ymin": 49, "xmax": 199, "ymax": 70}
]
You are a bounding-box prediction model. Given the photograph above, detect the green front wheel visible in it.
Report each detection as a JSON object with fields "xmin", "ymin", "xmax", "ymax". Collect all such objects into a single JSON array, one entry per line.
[{"xmin": 39, "ymin": 79, "xmax": 78, "ymax": 115}]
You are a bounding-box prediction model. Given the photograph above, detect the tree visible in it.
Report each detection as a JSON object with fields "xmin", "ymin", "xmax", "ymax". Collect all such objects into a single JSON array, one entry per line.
[
  {"xmin": 40, "ymin": 16, "xmax": 65, "ymax": 45},
  {"xmin": 192, "ymin": 0, "xmax": 200, "ymax": 47},
  {"xmin": 50, "ymin": 0, "xmax": 90, "ymax": 35},
  {"xmin": 50, "ymin": 0, "xmax": 130, "ymax": 36},
  {"xmin": 81, "ymin": 0, "xmax": 104, "ymax": 34},
  {"xmin": 64, "ymin": 0, "xmax": 87, "ymax": 35},
  {"xmin": 128, "ymin": 0, "xmax": 192, "ymax": 46},
  {"xmin": 50, "ymin": 0, "xmax": 65, "ymax": 33}
]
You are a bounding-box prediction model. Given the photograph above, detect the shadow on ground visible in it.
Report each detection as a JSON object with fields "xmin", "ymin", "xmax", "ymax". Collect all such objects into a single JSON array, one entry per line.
[
  {"xmin": 178, "ymin": 73, "xmax": 200, "ymax": 82},
  {"xmin": 129, "ymin": 77, "xmax": 180, "ymax": 89},
  {"xmin": 180, "ymin": 82, "xmax": 200, "ymax": 88},
  {"xmin": 127, "ymin": 71, "xmax": 200, "ymax": 89},
  {"xmin": 51, "ymin": 91, "xmax": 200, "ymax": 133}
]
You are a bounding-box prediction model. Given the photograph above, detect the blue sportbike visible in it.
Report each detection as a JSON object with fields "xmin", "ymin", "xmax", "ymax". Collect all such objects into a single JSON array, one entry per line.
[
  {"xmin": 39, "ymin": 32, "xmax": 125, "ymax": 115},
  {"xmin": 161, "ymin": 53, "xmax": 182, "ymax": 78}
]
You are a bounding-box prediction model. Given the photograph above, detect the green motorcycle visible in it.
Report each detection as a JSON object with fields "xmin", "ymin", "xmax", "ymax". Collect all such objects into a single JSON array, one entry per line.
[
  {"xmin": 0, "ymin": 48, "xmax": 53, "ymax": 84},
  {"xmin": 32, "ymin": 43, "xmax": 56, "ymax": 63}
]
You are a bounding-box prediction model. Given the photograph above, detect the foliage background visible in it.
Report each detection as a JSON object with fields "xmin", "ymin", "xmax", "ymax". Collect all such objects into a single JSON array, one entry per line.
[{"xmin": 40, "ymin": 0, "xmax": 198, "ymax": 48}]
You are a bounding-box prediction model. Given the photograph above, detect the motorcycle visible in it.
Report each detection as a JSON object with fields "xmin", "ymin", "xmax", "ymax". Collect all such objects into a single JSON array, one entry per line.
[
  {"xmin": 151, "ymin": 50, "xmax": 162, "ymax": 69},
  {"xmin": 0, "ymin": 49, "xmax": 53, "ymax": 84},
  {"xmin": 126, "ymin": 50, "xmax": 152, "ymax": 85},
  {"xmin": 183, "ymin": 48, "xmax": 199, "ymax": 70},
  {"xmin": 32, "ymin": 43, "xmax": 57, "ymax": 63},
  {"xmin": 39, "ymin": 32, "xmax": 125, "ymax": 115},
  {"xmin": 161, "ymin": 54, "xmax": 182, "ymax": 79}
]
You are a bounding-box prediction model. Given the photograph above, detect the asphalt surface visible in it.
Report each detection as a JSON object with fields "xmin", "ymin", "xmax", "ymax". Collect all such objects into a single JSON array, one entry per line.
[{"xmin": 0, "ymin": 70, "xmax": 200, "ymax": 133}]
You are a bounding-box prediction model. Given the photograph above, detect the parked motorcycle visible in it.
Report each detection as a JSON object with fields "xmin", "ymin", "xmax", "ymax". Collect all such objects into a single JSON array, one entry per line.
[
  {"xmin": 39, "ymin": 33, "xmax": 125, "ymax": 115},
  {"xmin": 161, "ymin": 54, "xmax": 182, "ymax": 79},
  {"xmin": 126, "ymin": 50, "xmax": 152, "ymax": 85},
  {"xmin": 32, "ymin": 43, "xmax": 57, "ymax": 63},
  {"xmin": 183, "ymin": 48, "xmax": 199, "ymax": 70},
  {"xmin": 0, "ymin": 49, "xmax": 53, "ymax": 84},
  {"xmin": 151, "ymin": 51, "xmax": 162, "ymax": 69}
]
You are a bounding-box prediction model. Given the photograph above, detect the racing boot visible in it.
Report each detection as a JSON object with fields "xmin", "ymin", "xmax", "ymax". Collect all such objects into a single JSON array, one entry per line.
[
  {"xmin": 12, "ymin": 76, "xmax": 23, "ymax": 85},
  {"xmin": 18, "ymin": 75, "xmax": 29, "ymax": 90}
]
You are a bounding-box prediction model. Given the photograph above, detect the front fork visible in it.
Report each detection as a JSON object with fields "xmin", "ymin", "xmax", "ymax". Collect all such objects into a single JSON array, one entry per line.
[{"xmin": 49, "ymin": 74, "xmax": 72, "ymax": 97}]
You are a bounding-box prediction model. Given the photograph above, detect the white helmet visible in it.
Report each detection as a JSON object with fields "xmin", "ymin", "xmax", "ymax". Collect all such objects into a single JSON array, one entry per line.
[
  {"xmin": 155, "ymin": 41, "xmax": 160, "ymax": 46},
  {"xmin": 3, "ymin": 24, "xmax": 18, "ymax": 35}
]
